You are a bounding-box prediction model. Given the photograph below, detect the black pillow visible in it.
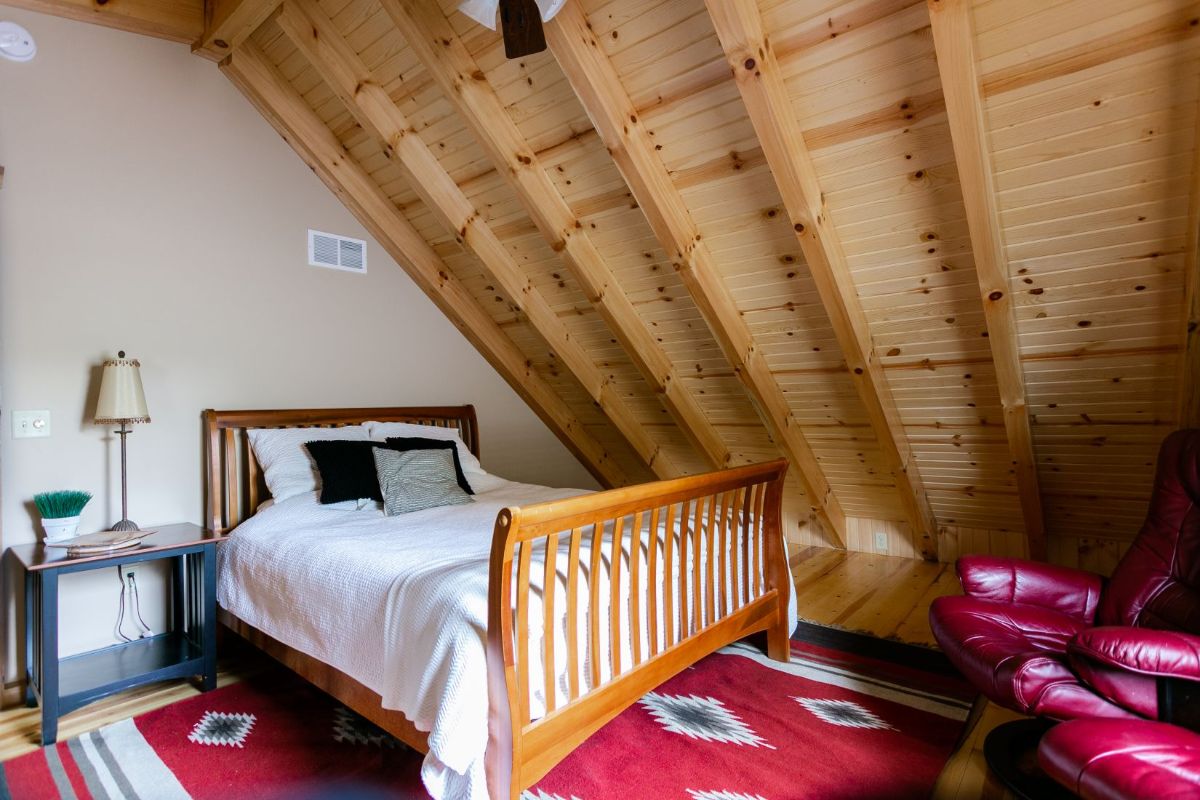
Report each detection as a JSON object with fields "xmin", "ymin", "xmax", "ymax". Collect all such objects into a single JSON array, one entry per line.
[
  {"xmin": 384, "ymin": 437, "xmax": 473, "ymax": 495},
  {"xmin": 303, "ymin": 440, "xmax": 390, "ymax": 505}
]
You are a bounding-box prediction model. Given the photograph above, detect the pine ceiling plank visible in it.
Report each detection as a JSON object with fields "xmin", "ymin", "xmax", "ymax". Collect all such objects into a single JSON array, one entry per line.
[
  {"xmin": 219, "ymin": 42, "xmax": 628, "ymax": 489},
  {"xmin": 1, "ymin": 0, "xmax": 202, "ymax": 42},
  {"xmin": 194, "ymin": 0, "xmax": 281, "ymax": 60},
  {"xmin": 928, "ymin": 0, "xmax": 1047, "ymax": 559},
  {"xmin": 272, "ymin": 0, "xmax": 683, "ymax": 480},
  {"xmin": 545, "ymin": 0, "xmax": 848, "ymax": 548},
  {"xmin": 1181, "ymin": 91, "xmax": 1200, "ymax": 428},
  {"xmin": 370, "ymin": 0, "xmax": 733, "ymax": 473}
]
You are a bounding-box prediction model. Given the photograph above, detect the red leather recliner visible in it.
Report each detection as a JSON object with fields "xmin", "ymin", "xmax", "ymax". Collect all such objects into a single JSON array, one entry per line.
[{"xmin": 930, "ymin": 428, "xmax": 1200, "ymax": 721}]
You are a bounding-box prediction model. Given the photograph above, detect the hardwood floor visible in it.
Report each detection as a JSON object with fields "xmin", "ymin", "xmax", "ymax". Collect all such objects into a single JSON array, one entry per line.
[{"xmin": 0, "ymin": 548, "xmax": 1020, "ymax": 798}]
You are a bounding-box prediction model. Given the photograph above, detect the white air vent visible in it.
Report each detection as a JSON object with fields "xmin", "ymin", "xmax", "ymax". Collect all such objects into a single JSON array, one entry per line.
[{"xmin": 308, "ymin": 229, "xmax": 367, "ymax": 274}]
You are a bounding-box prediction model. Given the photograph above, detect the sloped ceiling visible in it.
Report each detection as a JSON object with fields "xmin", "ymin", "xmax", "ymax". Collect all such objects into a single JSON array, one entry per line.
[{"xmin": 11, "ymin": 0, "xmax": 1199, "ymax": 563}]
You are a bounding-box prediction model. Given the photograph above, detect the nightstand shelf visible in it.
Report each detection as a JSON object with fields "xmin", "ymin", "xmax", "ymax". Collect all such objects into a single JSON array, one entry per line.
[
  {"xmin": 7, "ymin": 523, "xmax": 223, "ymax": 745},
  {"xmin": 58, "ymin": 631, "xmax": 204, "ymax": 715}
]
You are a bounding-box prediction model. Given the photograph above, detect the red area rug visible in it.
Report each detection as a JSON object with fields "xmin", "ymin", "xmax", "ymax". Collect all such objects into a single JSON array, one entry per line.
[{"xmin": 2, "ymin": 629, "xmax": 974, "ymax": 800}]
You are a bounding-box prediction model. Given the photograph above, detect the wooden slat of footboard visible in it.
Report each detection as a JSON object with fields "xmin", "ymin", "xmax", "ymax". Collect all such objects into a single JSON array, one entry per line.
[
  {"xmin": 566, "ymin": 527, "xmax": 582, "ymax": 701},
  {"xmin": 692, "ymin": 496, "xmax": 704, "ymax": 634},
  {"xmin": 646, "ymin": 506, "xmax": 660, "ymax": 658},
  {"xmin": 588, "ymin": 522, "xmax": 603, "ymax": 689},
  {"xmin": 543, "ymin": 533, "xmax": 558, "ymax": 714},
  {"xmin": 516, "ymin": 542, "xmax": 532, "ymax": 726},
  {"xmin": 662, "ymin": 503, "xmax": 675, "ymax": 649},
  {"xmin": 629, "ymin": 511, "xmax": 643, "ymax": 668}
]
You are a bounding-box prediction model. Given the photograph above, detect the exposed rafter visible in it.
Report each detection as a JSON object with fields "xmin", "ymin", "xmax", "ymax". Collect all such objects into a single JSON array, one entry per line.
[
  {"xmin": 219, "ymin": 42, "xmax": 629, "ymax": 489},
  {"xmin": 273, "ymin": 0, "xmax": 682, "ymax": 480},
  {"xmin": 928, "ymin": 0, "xmax": 1047, "ymax": 559},
  {"xmin": 705, "ymin": 0, "xmax": 939, "ymax": 559},
  {"xmin": 545, "ymin": 1, "xmax": 847, "ymax": 546},
  {"xmin": 1180, "ymin": 92, "xmax": 1200, "ymax": 429},
  {"xmin": 375, "ymin": 0, "xmax": 731, "ymax": 472},
  {"xmin": 0, "ymin": 0, "xmax": 202, "ymax": 42},
  {"xmin": 193, "ymin": 0, "xmax": 280, "ymax": 60}
]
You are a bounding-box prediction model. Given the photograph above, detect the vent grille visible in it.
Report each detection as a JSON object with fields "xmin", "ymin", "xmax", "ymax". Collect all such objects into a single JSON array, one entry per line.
[{"xmin": 308, "ymin": 230, "xmax": 367, "ymax": 274}]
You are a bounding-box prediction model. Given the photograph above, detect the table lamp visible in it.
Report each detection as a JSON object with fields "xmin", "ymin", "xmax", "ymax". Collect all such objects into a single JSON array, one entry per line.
[{"xmin": 94, "ymin": 351, "xmax": 150, "ymax": 531}]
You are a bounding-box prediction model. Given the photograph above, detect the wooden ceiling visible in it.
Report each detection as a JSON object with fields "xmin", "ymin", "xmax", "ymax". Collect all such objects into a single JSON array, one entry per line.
[{"xmin": 12, "ymin": 0, "xmax": 1199, "ymax": 564}]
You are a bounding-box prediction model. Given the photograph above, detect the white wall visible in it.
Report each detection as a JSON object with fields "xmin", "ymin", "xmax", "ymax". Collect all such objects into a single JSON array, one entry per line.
[{"xmin": 0, "ymin": 9, "xmax": 598, "ymax": 671}]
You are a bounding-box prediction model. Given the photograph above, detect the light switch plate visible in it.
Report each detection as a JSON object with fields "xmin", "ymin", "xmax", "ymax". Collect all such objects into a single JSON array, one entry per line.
[{"xmin": 12, "ymin": 409, "xmax": 51, "ymax": 438}]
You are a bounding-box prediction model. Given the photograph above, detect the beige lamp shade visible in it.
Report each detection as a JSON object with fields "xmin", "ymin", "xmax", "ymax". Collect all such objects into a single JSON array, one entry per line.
[{"xmin": 94, "ymin": 354, "xmax": 150, "ymax": 424}]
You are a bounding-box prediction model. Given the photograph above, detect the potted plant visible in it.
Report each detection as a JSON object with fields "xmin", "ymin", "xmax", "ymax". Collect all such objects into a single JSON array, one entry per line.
[{"xmin": 34, "ymin": 490, "xmax": 92, "ymax": 542}]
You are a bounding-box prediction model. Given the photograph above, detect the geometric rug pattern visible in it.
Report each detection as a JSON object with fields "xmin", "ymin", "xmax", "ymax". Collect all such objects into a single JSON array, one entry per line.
[{"xmin": 0, "ymin": 633, "xmax": 974, "ymax": 799}]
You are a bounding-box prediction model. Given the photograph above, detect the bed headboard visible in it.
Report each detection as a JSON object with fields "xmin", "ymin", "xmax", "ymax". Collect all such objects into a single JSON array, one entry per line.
[{"xmin": 202, "ymin": 406, "xmax": 479, "ymax": 533}]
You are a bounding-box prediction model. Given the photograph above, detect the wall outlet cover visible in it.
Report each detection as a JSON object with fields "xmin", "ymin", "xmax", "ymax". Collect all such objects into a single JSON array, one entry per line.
[
  {"xmin": 874, "ymin": 532, "xmax": 888, "ymax": 551},
  {"xmin": 12, "ymin": 409, "xmax": 51, "ymax": 438}
]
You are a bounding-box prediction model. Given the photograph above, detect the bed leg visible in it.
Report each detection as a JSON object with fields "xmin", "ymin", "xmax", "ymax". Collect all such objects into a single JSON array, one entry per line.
[{"xmin": 766, "ymin": 615, "xmax": 791, "ymax": 663}]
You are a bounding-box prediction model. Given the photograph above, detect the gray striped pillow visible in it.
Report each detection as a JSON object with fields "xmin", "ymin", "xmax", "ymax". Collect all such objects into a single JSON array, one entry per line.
[{"xmin": 372, "ymin": 447, "xmax": 474, "ymax": 516}]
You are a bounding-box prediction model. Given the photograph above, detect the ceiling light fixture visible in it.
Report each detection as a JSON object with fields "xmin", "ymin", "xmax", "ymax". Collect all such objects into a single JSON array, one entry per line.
[
  {"xmin": 458, "ymin": 0, "xmax": 565, "ymax": 58},
  {"xmin": 0, "ymin": 21, "xmax": 36, "ymax": 63}
]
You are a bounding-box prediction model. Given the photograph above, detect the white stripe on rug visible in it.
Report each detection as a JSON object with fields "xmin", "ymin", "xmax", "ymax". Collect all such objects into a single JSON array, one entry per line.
[
  {"xmin": 719, "ymin": 643, "xmax": 971, "ymax": 721},
  {"xmin": 77, "ymin": 719, "xmax": 191, "ymax": 800}
]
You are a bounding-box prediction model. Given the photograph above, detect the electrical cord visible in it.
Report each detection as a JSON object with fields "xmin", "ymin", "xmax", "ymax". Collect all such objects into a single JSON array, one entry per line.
[
  {"xmin": 114, "ymin": 566, "xmax": 132, "ymax": 642},
  {"xmin": 129, "ymin": 573, "xmax": 152, "ymax": 638}
]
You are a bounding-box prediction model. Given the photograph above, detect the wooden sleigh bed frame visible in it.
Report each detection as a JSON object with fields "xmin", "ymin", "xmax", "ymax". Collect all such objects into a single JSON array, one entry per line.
[{"xmin": 204, "ymin": 406, "xmax": 791, "ymax": 799}]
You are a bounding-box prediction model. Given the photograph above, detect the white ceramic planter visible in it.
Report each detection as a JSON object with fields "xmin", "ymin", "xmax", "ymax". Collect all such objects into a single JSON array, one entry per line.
[{"xmin": 42, "ymin": 515, "xmax": 81, "ymax": 542}]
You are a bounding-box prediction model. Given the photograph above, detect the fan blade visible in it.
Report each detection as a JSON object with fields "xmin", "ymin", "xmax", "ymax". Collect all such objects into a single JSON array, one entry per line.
[{"xmin": 499, "ymin": 0, "xmax": 547, "ymax": 58}]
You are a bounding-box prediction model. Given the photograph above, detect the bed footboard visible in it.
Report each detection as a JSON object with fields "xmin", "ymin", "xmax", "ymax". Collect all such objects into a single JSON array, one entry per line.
[{"xmin": 485, "ymin": 459, "xmax": 790, "ymax": 799}]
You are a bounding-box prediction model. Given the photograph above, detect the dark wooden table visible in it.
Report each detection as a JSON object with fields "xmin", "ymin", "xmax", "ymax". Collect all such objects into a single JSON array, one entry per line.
[{"xmin": 8, "ymin": 523, "xmax": 224, "ymax": 744}]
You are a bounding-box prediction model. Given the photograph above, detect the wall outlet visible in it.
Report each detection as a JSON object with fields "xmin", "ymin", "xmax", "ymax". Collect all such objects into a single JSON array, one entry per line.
[{"xmin": 874, "ymin": 532, "xmax": 888, "ymax": 551}]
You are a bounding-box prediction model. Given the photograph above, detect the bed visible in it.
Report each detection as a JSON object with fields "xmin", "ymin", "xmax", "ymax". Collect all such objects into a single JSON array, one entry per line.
[{"xmin": 204, "ymin": 406, "xmax": 793, "ymax": 800}]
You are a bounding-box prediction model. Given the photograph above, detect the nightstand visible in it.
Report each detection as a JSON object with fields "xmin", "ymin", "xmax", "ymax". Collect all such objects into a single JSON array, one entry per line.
[{"xmin": 7, "ymin": 523, "xmax": 223, "ymax": 745}]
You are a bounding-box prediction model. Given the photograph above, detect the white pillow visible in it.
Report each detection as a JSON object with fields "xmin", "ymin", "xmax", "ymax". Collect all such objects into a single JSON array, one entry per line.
[
  {"xmin": 246, "ymin": 425, "xmax": 370, "ymax": 502},
  {"xmin": 364, "ymin": 421, "xmax": 485, "ymax": 477}
]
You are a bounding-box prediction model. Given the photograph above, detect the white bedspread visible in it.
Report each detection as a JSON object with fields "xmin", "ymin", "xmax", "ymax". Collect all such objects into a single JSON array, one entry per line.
[{"xmin": 217, "ymin": 478, "xmax": 795, "ymax": 800}]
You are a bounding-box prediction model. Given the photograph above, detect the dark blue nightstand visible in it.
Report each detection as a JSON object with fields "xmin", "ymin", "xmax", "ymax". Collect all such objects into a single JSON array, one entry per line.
[{"xmin": 8, "ymin": 523, "xmax": 223, "ymax": 745}]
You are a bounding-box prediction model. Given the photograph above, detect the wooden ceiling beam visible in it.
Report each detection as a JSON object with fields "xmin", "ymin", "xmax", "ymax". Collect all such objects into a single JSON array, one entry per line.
[
  {"xmin": 705, "ymin": 0, "xmax": 939, "ymax": 560},
  {"xmin": 273, "ymin": 0, "xmax": 681, "ymax": 480},
  {"xmin": 1180, "ymin": 93, "xmax": 1200, "ymax": 429},
  {"xmin": 219, "ymin": 42, "xmax": 629, "ymax": 489},
  {"xmin": 928, "ymin": 0, "xmax": 1047, "ymax": 559},
  {"xmin": 0, "ymin": 0, "xmax": 202, "ymax": 43},
  {"xmin": 545, "ymin": 1, "xmax": 847, "ymax": 546},
  {"xmin": 193, "ymin": 0, "xmax": 280, "ymax": 61},
  {"xmin": 375, "ymin": 0, "xmax": 731, "ymax": 472}
]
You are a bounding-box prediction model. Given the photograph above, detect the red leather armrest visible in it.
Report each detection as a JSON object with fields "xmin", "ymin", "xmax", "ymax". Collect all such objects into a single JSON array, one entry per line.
[
  {"xmin": 1068, "ymin": 627, "xmax": 1200, "ymax": 718},
  {"xmin": 1071, "ymin": 627, "xmax": 1200, "ymax": 682},
  {"xmin": 956, "ymin": 555, "xmax": 1104, "ymax": 623}
]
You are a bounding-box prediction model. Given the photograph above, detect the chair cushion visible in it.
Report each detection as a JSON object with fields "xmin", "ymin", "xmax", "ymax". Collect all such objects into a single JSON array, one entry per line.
[
  {"xmin": 1040, "ymin": 719, "xmax": 1200, "ymax": 800},
  {"xmin": 930, "ymin": 595, "xmax": 1133, "ymax": 719}
]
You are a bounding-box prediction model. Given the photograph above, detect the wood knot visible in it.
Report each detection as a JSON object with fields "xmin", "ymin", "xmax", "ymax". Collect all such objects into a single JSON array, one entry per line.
[
  {"xmin": 853, "ymin": 367, "xmax": 864, "ymax": 375},
  {"xmin": 213, "ymin": 37, "xmax": 228, "ymax": 48},
  {"xmin": 794, "ymin": 223, "xmax": 805, "ymax": 233},
  {"xmin": 988, "ymin": 291, "xmax": 1003, "ymax": 301},
  {"xmin": 743, "ymin": 57, "xmax": 756, "ymax": 70}
]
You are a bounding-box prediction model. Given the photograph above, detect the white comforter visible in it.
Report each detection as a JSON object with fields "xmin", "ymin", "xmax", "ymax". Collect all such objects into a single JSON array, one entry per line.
[{"xmin": 218, "ymin": 478, "xmax": 795, "ymax": 800}]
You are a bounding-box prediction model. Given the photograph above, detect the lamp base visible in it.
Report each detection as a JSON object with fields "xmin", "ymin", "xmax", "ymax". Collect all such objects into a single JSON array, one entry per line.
[{"xmin": 110, "ymin": 519, "xmax": 140, "ymax": 532}]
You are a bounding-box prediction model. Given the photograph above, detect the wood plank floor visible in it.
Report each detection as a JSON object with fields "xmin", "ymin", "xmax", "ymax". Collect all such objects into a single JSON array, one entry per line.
[{"xmin": 0, "ymin": 548, "xmax": 1021, "ymax": 798}]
